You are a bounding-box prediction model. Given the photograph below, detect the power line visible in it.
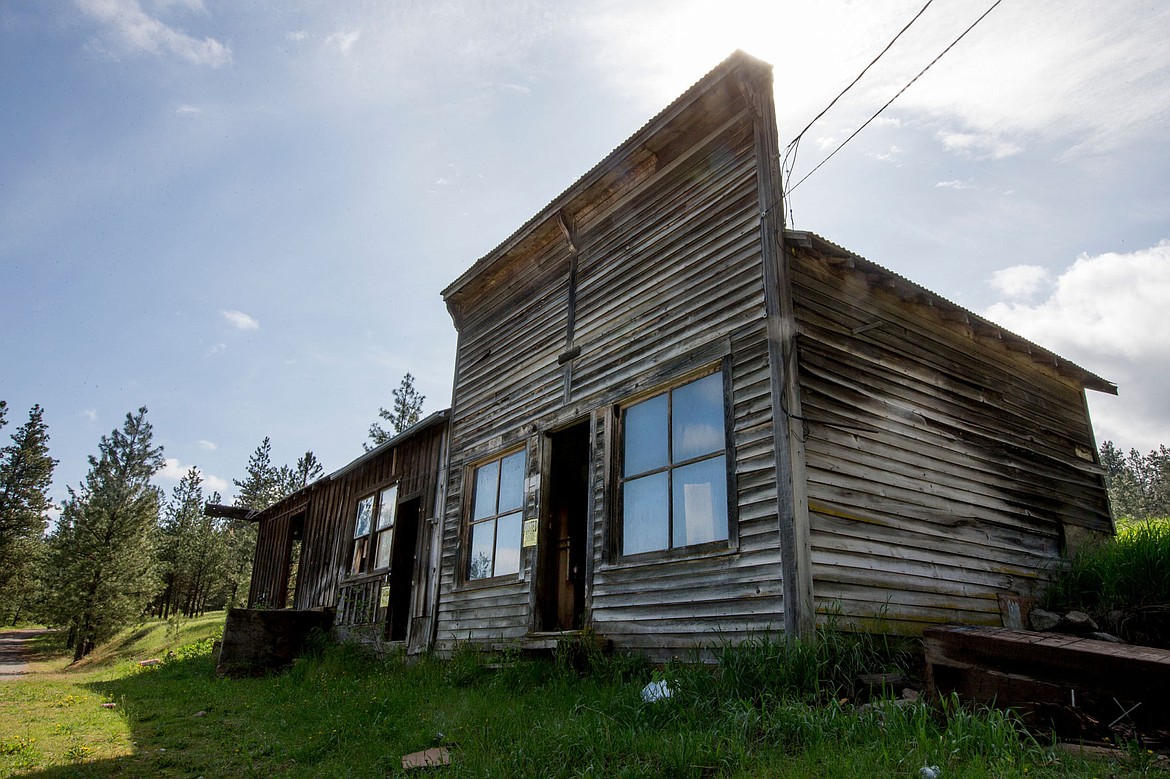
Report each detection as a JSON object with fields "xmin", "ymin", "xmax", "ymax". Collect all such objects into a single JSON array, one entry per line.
[
  {"xmin": 784, "ymin": 0, "xmax": 1007, "ymax": 197},
  {"xmin": 781, "ymin": 0, "xmax": 936, "ymax": 188}
]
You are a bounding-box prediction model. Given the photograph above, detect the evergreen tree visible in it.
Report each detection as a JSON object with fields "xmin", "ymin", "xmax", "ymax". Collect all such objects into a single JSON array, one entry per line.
[
  {"xmin": 0, "ymin": 404, "xmax": 56, "ymax": 620},
  {"xmin": 233, "ymin": 437, "xmax": 286, "ymax": 511},
  {"xmin": 1099, "ymin": 441, "xmax": 1170, "ymax": 521},
  {"xmin": 287, "ymin": 450, "xmax": 324, "ymax": 491},
  {"xmin": 155, "ymin": 469, "xmax": 231, "ymax": 618},
  {"xmin": 225, "ymin": 437, "xmax": 303, "ymax": 607},
  {"xmin": 7, "ymin": 534, "xmax": 48, "ymax": 626},
  {"xmin": 44, "ymin": 407, "xmax": 164, "ymax": 660},
  {"xmin": 366, "ymin": 373, "xmax": 425, "ymax": 450}
]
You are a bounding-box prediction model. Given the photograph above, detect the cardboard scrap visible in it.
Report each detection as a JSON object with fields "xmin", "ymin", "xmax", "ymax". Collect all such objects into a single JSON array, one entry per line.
[
  {"xmin": 401, "ymin": 746, "xmax": 451, "ymax": 769},
  {"xmin": 138, "ymin": 659, "xmax": 161, "ymax": 667}
]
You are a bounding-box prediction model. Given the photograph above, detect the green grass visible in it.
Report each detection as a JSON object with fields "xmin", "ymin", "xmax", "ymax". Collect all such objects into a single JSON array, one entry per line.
[
  {"xmin": 1045, "ymin": 519, "xmax": 1170, "ymax": 614},
  {"xmin": 0, "ymin": 614, "xmax": 1156, "ymax": 777}
]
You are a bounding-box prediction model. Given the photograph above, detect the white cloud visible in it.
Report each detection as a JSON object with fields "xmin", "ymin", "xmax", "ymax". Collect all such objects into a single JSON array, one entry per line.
[
  {"xmin": 157, "ymin": 457, "xmax": 228, "ymax": 493},
  {"xmin": 984, "ymin": 241, "xmax": 1170, "ymax": 451},
  {"xmin": 936, "ymin": 131, "xmax": 1022, "ymax": 160},
  {"xmin": 221, "ymin": 309, "xmax": 259, "ymax": 331},
  {"xmin": 205, "ymin": 342, "xmax": 227, "ymax": 356},
  {"xmin": 325, "ymin": 28, "xmax": 361, "ymax": 54},
  {"xmin": 197, "ymin": 439, "xmax": 216, "ymax": 451},
  {"xmin": 81, "ymin": 408, "xmax": 97, "ymax": 422},
  {"xmin": 175, "ymin": 104, "xmax": 202, "ymax": 115},
  {"xmin": 203, "ymin": 473, "xmax": 229, "ymax": 494},
  {"xmin": 872, "ymin": 145, "xmax": 903, "ymax": 162},
  {"xmin": 989, "ymin": 265, "xmax": 1051, "ymax": 299},
  {"xmin": 286, "ymin": 30, "xmax": 309, "ymax": 43},
  {"xmin": 935, "ymin": 179, "xmax": 973, "ymax": 190},
  {"xmin": 76, "ymin": 0, "xmax": 232, "ymax": 68},
  {"xmin": 158, "ymin": 457, "xmax": 189, "ymax": 481}
]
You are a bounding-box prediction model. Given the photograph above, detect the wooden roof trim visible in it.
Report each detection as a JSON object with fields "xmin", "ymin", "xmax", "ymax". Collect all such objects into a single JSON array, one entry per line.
[
  {"xmin": 328, "ymin": 408, "xmax": 450, "ymax": 480},
  {"xmin": 441, "ymin": 50, "xmax": 771, "ymax": 305},
  {"xmin": 215, "ymin": 409, "xmax": 451, "ymax": 525},
  {"xmin": 784, "ymin": 229, "xmax": 1117, "ymax": 395}
]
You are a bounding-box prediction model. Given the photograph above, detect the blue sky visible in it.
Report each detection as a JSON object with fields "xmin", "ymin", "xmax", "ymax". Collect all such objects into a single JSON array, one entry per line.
[{"xmin": 3, "ymin": 0, "xmax": 1169, "ymax": 514}]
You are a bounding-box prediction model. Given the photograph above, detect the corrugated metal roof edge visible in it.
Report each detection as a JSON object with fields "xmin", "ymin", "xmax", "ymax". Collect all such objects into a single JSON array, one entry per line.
[
  {"xmin": 441, "ymin": 49, "xmax": 769, "ymax": 301},
  {"xmin": 786, "ymin": 230, "xmax": 1117, "ymax": 395}
]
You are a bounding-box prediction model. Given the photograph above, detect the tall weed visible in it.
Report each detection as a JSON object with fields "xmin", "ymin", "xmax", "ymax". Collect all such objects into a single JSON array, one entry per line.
[{"xmin": 1045, "ymin": 519, "xmax": 1170, "ymax": 612}]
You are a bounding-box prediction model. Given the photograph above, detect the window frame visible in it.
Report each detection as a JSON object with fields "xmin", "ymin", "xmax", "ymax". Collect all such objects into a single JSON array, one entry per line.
[
  {"xmin": 613, "ymin": 362, "xmax": 737, "ymax": 561},
  {"xmin": 347, "ymin": 481, "xmax": 401, "ymax": 578},
  {"xmin": 461, "ymin": 445, "xmax": 528, "ymax": 585}
]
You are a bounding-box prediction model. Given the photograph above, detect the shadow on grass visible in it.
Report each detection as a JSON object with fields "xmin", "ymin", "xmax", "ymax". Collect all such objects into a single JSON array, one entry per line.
[{"xmin": 17, "ymin": 653, "xmax": 271, "ymax": 778}]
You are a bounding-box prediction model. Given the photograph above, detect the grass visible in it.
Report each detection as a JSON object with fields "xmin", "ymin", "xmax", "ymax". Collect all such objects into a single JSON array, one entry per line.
[
  {"xmin": 1044, "ymin": 519, "xmax": 1170, "ymax": 615},
  {"xmin": 0, "ymin": 614, "xmax": 1157, "ymax": 777}
]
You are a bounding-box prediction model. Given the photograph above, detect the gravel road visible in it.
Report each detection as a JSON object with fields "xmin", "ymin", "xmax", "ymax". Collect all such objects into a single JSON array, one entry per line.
[{"xmin": 0, "ymin": 629, "xmax": 49, "ymax": 679}]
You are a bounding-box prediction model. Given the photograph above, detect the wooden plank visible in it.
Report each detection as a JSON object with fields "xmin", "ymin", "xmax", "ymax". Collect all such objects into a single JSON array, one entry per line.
[{"xmin": 924, "ymin": 625, "xmax": 1170, "ymax": 701}]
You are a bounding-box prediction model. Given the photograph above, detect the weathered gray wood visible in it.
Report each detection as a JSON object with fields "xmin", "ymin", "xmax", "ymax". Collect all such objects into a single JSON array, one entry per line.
[
  {"xmin": 433, "ymin": 54, "xmax": 791, "ymax": 657},
  {"xmin": 924, "ymin": 625, "xmax": 1170, "ymax": 702}
]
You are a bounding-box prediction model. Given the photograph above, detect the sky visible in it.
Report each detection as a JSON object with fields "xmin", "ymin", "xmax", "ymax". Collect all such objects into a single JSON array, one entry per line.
[{"xmin": 2, "ymin": 0, "xmax": 1169, "ymax": 516}]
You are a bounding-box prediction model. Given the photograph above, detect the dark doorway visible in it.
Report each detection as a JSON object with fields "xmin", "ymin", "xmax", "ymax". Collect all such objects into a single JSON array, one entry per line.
[
  {"xmin": 538, "ymin": 420, "xmax": 590, "ymax": 631},
  {"xmin": 387, "ymin": 497, "xmax": 421, "ymax": 641},
  {"xmin": 283, "ymin": 513, "xmax": 305, "ymax": 609}
]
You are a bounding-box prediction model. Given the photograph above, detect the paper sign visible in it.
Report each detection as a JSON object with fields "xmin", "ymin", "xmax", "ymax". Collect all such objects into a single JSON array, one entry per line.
[
  {"xmin": 522, "ymin": 519, "xmax": 539, "ymax": 547},
  {"xmin": 379, "ymin": 586, "xmax": 391, "ymax": 608}
]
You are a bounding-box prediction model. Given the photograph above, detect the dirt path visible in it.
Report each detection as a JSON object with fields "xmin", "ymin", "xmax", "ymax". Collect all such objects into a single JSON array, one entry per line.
[{"xmin": 0, "ymin": 628, "xmax": 49, "ymax": 679}]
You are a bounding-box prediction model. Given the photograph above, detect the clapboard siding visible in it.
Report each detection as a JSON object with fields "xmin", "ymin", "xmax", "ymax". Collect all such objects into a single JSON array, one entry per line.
[
  {"xmin": 435, "ymin": 56, "xmax": 787, "ymax": 654},
  {"xmin": 791, "ymin": 248, "xmax": 1110, "ymax": 631},
  {"xmin": 589, "ymin": 324, "xmax": 786, "ymax": 656}
]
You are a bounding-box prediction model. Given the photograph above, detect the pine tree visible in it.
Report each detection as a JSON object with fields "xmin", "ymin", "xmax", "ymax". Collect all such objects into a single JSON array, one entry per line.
[
  {"xmin": 0, "ymin": 404, "xmax": 57, "ymax": 620},
  {"xmin": 233, "ymin": 437, "xmax": 286, "ymax": 511},
  {"xmin": 366, "ymin": 373, "xmax": 426, "ymax": 450},
  {"xmin": 44, "ymin": 407, "xmax": 164, "ymax": 660},
  {"xmin": 155, "ymin": 469, "xmax": 231, "ymax": 618},
  {"xmin": 288, "ymin": 451, "xmax": 324, "ymax": 491}
]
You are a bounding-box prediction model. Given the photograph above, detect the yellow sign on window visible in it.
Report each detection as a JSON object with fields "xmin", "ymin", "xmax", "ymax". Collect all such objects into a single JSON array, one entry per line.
[{"xmin": 379, "ymin": 586, "xmax": 391, "ymax": 609}]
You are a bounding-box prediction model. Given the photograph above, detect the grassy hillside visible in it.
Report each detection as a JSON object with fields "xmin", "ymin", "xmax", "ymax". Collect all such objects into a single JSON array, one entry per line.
[{"xmin": 0, "ymin": 614, "xmax": 1153, "ymax": 777}]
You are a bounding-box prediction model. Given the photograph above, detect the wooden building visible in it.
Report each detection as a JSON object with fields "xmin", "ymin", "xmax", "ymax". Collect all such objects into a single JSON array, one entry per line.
[
  {"xmin": 430, "ymin": 50, "xmax": 1115, "ymax": 657},
  {"xmin": 243, "ymin": 410, "xmax": 448, "ymax": 654}
]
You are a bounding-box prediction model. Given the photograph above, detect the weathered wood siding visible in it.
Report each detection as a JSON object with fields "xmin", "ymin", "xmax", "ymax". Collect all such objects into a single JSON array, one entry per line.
[
  {"xmin": 248, "ymin": 496, "xmax": 309, "ymax": 608},
  {"xmin": 790, "ymin": 246, "xmax": 1112, "ymax": 633},
  {"xmin": 435, "ymin": 57, "xmax": 789, "ymax": 657},
  {"xmin": 246, "ymin": 420, "xmax": 446, "ymax": 651}
]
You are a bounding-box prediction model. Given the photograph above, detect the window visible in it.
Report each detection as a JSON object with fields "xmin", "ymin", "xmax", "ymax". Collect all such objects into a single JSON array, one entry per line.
[
  {"xmin": 620, "ymin": 370, "xmax": 729, "ymax": 555},
  {"xmin": 373, "ymin": 484, "xmax": 399, "ymax": 570},
  {"xmin": 467, "ymin": 448, "xmax": 525, "ymax": 581},
  {"xmin": 351, "ymin": 495, "xmax": 374, "ymax": 574},
  {"xmin": 350, "ymin": 484, "xmax": 399, "ymax": 576}
]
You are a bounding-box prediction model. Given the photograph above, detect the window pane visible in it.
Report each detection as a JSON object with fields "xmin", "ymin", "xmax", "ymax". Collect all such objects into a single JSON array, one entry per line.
[
  {"xmin": 472, "ymin": 460, "xmax": 500, "ymax": 520},
  {"xmin": 672, "ymin": 455, "xmax": 728, "ymax": 547},
  {"xmin": 374, "ymin": 528, "xmax": 394, "ymax": 570},
  {"xmin": 493, "ymin": 511, "xmax": 523, "ymax": 577},
  {"xmin": 351, "ymin": 537, "xmax": 369, "ymax": 574},
  {"xmin": 623, "ymin": 472, "xmax": 669, "ymax": 554},
  {"xmin": 498, "ymin": 450, "xmax": 526, "ymax": 513},
  {"xmin": 377, "ymin": 485, "xmax": 398, "ymax": 530},
  {"xmin": 624, "ymin": 394, "xmax": 668, "ymax": 477},
  {"xmin": 672, "ymin": 372, "xmax": 725, "ymax": 462},
  {"xmin": 354, "ymin": 496, "xmax": 374, "ymax": 538},
  {"xmin": 468, "ymin": 521, "xmax": 495, "ymax": 580}
]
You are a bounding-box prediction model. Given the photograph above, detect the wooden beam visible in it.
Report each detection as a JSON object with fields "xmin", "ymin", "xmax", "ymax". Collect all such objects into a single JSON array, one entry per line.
[
  {"xmin": 204, "ymin": 503, "xmax": 257, "ymax": 521},
  {"xmin": 924, "ymin": 625, "xmax": 1170, "ymax": 702}
]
